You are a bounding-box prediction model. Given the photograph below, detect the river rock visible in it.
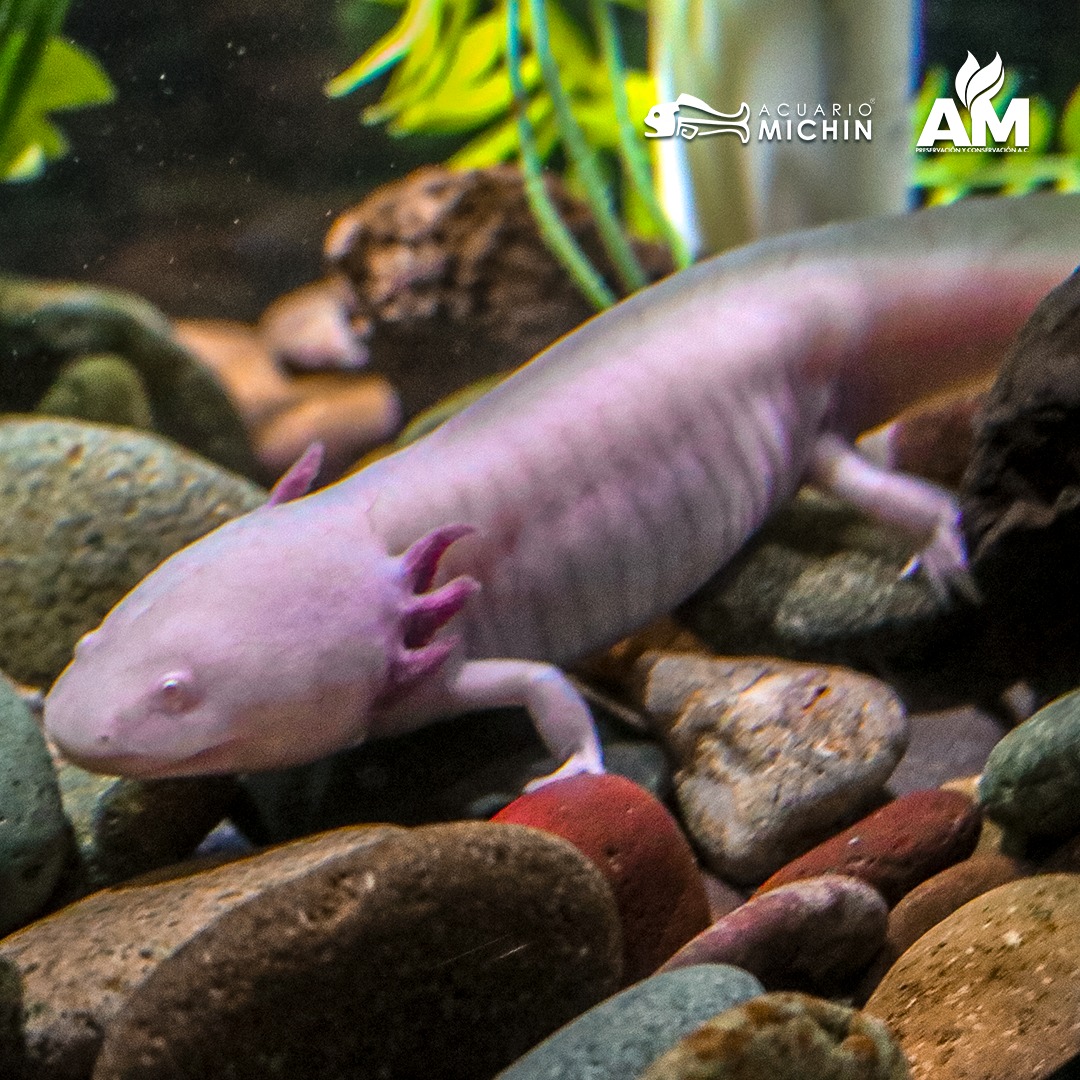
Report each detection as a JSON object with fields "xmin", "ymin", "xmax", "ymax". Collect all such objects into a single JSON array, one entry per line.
[
  {"xmin": 496, "ymin": 965, "xmax": 763, "ymax": 1080},
  {"xmin": 659, "ymin": 875, "xmax": 887, "ymax": 994},
  {"xmin": 0, "ymin": 953, "xmax": 27, "ymax": 1078},
  {"xmin": 865, "ymin": 874, "xmax": 1080, "ymax": 1079},
  {"xmin": 635, "ymin": 652, "xmax": 908, "ymax": 883},
  {"xmin": 0, "ymin": 274, "xmax": 256, "ymax": 475},
  {"xmin": 856, "ymin": 852, "xmax": 1030, "ymax": 1001},
  {"xmin": 642, "ymin": 992, "xmax": 911, "ymax": 1079},
  {"xmin": 0, "ymin": 417, "xmax": 264, "ymax": 686},
  {"xmin": 979, "ymin": 688, "xmax": 1080, "ymax": 841},
  {"xmin": 0, "ymin": 673, "xmax": 70, "ymax": 935},
  {"xmin": 493, "ymin": 773, "xmax": 710, "ymax": 981},
  {"xmin": 84, "ymin": 822, "xmax": 620, "ymax": 1080},
  {"xmin": 755, "ymin": 788, "xmax": 981, "ymax": 906}
]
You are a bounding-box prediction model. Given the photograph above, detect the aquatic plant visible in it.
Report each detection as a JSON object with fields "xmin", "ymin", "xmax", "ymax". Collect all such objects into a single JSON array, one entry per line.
[
  {"xmin": 0, "ymin": 0, "xmax": 113, "ymax": 181},
  {"xmin": 913, "ymin": 70, "xmax": 1080, "ymax": 204},
  {"xmin": 327, "ymin": 0, "xmax": 687, "ymax": 309}
]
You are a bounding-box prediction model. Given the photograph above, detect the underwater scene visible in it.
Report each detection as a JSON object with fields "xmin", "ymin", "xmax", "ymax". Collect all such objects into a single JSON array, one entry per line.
[{"xmin": 1, "ymin": 0, "xmax": 1080, "ymax": 1076}]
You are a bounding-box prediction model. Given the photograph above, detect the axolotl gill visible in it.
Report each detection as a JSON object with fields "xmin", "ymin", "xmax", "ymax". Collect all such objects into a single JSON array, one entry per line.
[{"xmin": 44, "ymin": 193, "xmax": 1080, "ymax": 788}]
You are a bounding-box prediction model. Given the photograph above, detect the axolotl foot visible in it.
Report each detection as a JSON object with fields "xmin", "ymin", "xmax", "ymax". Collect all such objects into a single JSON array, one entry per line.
[
  {"xmin": 446, "ymin": 658, "xmax": 605, "ymax": 791},
  {"xmin": 808, "ymin": 432, "xmax": 980, "ymax": 603}
]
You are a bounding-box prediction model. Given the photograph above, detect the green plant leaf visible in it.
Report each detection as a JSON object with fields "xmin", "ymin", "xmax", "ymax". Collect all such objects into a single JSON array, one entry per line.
[{"xmin": 0, "ymin": 35, "xmax": 113, "ymax": 181}]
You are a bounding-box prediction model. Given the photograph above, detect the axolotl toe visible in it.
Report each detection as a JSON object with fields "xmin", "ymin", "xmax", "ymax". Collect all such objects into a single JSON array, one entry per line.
[{"xmin": 44, "ymin": 193, "xmax": 1080, "ymax": 788}]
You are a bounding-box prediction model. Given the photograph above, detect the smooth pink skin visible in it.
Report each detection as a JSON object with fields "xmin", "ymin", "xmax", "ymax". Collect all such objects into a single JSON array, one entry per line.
[{"xmin": 44, "ymin": 194, "xmax": 1080, "ymax": 781}]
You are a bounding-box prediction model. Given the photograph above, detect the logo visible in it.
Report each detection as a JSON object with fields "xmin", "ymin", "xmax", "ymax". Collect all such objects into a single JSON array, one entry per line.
[
  {"xmin": 644, "ymin": 94, "xmax": 872, "ymax": 144},
  {"xmin": 916, "ymin": 52, "xmax": 1029, "ymax": 151},
  {"xmin": 644, "ymin": 94, "xmax": 750, "ymax": 143}
]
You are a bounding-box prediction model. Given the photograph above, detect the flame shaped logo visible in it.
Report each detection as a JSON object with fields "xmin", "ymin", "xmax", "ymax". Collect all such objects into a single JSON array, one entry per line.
[{"xmin": 954, "ymin": 51, "xmax": 1004, "ymax": 109}]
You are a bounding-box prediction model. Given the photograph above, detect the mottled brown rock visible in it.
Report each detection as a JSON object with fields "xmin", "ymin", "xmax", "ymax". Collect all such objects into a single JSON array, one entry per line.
[
  {"xmin": 856, "ymin": 852, "xmax": 1030, "ymax": 1002},
  {"xmin": 91, "ymin": 822, "xmax": 621, "ymax": 1080},
  {"xmin": 635, "ymin": 653, "xmax": 908, "ymax": 883},
  {"xmin": 0, "ymin": 417, "xmax": 264, "ymax": 687},
  {"xmin": 641, "ymin": 991, "xmax": 911, "ymax": 1079},
  {"xmin": 0, "ymin": 826, "xmax": 404, "ymax": 1078},
  {"xmin": 755, "ymin": 789, "xmax": 981, "ymax": 906},
  {"xmin": 866, "ymin": 874, "xmax": 1080, "ymax": 1079},
  {"xmin": 659, "ymin": 875, "xmax": 887, "ymax": 995},
  {"xmin": 324, "ymin": 165, "xmax": 672, "ymax": 420}
]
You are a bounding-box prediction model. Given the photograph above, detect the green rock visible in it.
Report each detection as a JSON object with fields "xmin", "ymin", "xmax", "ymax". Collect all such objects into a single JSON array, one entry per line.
[
  {"xmin": 979, "ymin": 689, "xmax": 1080, "ymax": 839},
  {"xmin": 0, "ymin": 417, "xmax": 264, "ymax": 687},
  {"xmin": 495, "ymin": 966, "xmax": 764, "ymax": 1080},
  {"xmin": 0, "ymin": 673, "xmax": 71, "ymax": 936},
  {"xmin": 36, "ymin": 353, "xmax": 154, "ymax": 431},
  {"xmin": 0, "ymin": 274, "xmax": 257, "ymax": 475}
]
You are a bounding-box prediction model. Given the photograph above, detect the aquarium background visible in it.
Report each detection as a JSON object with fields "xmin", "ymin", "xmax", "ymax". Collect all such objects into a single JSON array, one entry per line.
[{"xmin": 0, "ymin": 0, "xmax": 1078, "ymax": 321}]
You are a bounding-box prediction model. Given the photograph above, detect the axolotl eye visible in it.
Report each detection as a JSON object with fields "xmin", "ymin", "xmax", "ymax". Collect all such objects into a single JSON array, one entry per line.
[{"xmin": 150, "ymin": 671, "xmax": 201, "ymax": 715}]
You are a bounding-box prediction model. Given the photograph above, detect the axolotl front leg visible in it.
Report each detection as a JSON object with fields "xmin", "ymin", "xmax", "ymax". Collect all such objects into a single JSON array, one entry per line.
[{"xmin": 384, "ymin": 524, "xmax": 605, "ymax": 789}]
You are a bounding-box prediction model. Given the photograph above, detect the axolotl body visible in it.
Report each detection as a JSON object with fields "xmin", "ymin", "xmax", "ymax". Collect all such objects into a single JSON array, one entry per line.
[{"xmin": 45, "ymin": 193, "xmax": 1080, "ymax": 786}]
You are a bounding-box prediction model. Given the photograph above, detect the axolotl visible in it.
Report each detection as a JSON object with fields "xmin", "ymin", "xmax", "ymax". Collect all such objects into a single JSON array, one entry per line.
[{"xmin": 44, "ymin": 193, "xmax": 1080, "ymax": 787}]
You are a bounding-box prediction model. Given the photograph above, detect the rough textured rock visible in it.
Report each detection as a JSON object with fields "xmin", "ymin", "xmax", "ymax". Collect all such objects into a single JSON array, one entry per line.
[
  {"xmin": 324, "ymin": 164, "xmax": 671, "ymax": 421},
  {"xmin": 493, "ymin": 773, "xmax": 711, "ymax": 981},
  {"xmin": 959, "ymin": 269, "xmax": 1080, "ymax": 704},
  {"xmin": 755, "ymin": 788, "xmax": 981, "ymax": 906},
  {"xmin": 642, "ymin": 992, "xmax": 911, "ymax": 1079},
  {"xmin": 659, "ymin": 875, "xmax": 887, "ymax": 994},
  {"xmin": 635, "ymin": 652, "xmax": 908, "ymax": 883},
  {"xmin": 496, "ymin": 966, "xmax": 764, "ymax": 1080},
  {"xmin": 979, "ymin": 688, "xmax": 1080, "ymax": 840},
  {"xmin": 0, "ymin": 275, "xmax": 256, "ymax": 475},
  {"xmin": 0, "ymin": 673, "xmax": 71, "ymax": 935},
  {"xmin": 866, "ymin": 874, "xmax": 1080, "ymax": 1079},
  {"xmin": 89, "ymin": 822, "xmax": 621, "ymax": 1080},
  {"xmin": 856, "ymin": 852, "xmax": 1030, "ymax": 1002},
  {"xmin": 0, "ymin": 417, "xmax": 264, "ymax": 686}
]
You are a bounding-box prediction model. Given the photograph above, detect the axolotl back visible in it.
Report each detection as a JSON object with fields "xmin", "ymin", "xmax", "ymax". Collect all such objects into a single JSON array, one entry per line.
[{"xmin": 44, "ymin": 193, "xmax": 1080, "ymax": 787}]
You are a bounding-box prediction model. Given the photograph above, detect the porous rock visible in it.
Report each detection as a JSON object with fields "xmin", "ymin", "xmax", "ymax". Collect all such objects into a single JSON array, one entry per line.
[
  {"xmin": 755, "ymin": 788, "xmax": 981, "ymax": 906},
  {"xmin": 635, "ymin": 652, "xmax": 908, "ymax": 883},
  {"xmin": 324, "ymin": 164, "xmax": 671, "ymax": 420},
  {"xmin": 866, "ymin": 874, "xmax": 1080, "ymax": 1079},
  {"xmin": 0, "ymin": 673, "xmax": 71, "ymax": 935},
  {"xmin": 496, "ymin": 965, "xmax": 763, "ymax": 1080},
  {"xmin": 0, "ymin": 417, "xmax": 264, "ymax": 686},
  {"xmin": 493, "ymin": 773, "xmax": 711, "ymax": 981},
  {"xmin": 88, "ymin": 822, "xmax": 621, "ymax": 1080},
  {"xmin": 642, "ymin": 991, "xmax": 911, "ymax": 1079},
  {"xmin": 659, "ymin": 875, "xmax": 887, "ymax": 995}
]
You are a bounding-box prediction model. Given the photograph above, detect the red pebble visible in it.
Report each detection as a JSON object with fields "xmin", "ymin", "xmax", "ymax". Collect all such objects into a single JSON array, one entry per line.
[
  {"xmin": 493, "ymin": 774, "xmax": 710, "ymax": 982},
  {"xmin": 752, "ymin": 788, "xmax": 981, "ymax": 907}
]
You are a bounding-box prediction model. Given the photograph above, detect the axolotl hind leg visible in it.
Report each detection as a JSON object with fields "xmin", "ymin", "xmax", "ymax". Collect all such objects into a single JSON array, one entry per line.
[
  {"xmin": 807, "ymin": 432, "xmax": 978, "ymax": 601},
  {"xmin": 444, "ymin": 659, "xmax": 605, "ymax": 791}
]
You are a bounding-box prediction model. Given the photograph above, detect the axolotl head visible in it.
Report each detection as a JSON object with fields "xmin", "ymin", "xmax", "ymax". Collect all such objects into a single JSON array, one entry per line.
[{"xmin": 43, "ymin": 497, "xmax": 477, "ymax": 779}]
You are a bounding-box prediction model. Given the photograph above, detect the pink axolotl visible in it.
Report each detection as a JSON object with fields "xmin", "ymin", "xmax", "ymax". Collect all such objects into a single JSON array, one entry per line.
[{"xmin": 44, "ymin": 193, "xmax": 1080, "ymax": 787}]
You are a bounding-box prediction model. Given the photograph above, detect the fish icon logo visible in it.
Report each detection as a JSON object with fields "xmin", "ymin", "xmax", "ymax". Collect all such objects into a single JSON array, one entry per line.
[{"xmin": 644, "ymin": 94, "xmax": 751, "ymax": 143}]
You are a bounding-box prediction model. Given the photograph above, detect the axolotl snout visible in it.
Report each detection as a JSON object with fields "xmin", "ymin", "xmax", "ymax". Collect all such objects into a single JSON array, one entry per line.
[{"xmin": 44, "ymin": 193, "xmax": 1080, "ymax": 787}]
